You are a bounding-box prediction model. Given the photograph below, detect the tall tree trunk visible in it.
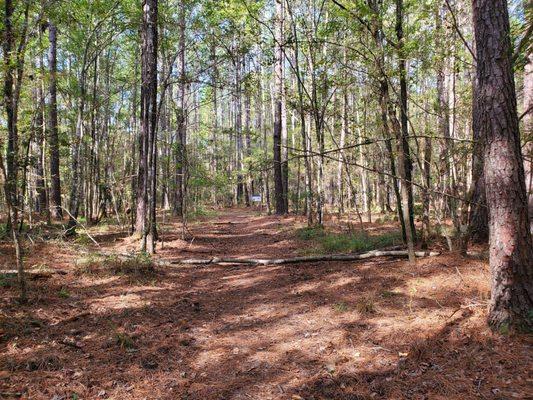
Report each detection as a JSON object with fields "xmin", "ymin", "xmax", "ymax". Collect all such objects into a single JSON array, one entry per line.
[
  {"xmin": 3, "ymin": 0, "xmax": 27, "ymax": 300},
  {"xmin": 67, "ymin": 73, "xmax": 86, "ymax": 233},
  {"xmin": 337, "ymin": 80, "xmax": 348, "ymax": 215},
  {"xmin": 35, "ymin": 61, "xmax": 47, "ymax": 215},
  {"xmin": 235, "ymin": 55, "xmax": 245, "ymax": 204},
  {"xmin": 48, "ymin": 23, "xmax": 62, "ymax": 220},
  {"xmin": 472, "ymin": 0, "xmax": 533, "ymax": 331},
  {"xmin": 469, "ymin": 77, "xmax": 489, "ymax": 242},
  {"xmin": 368, "ymin": 0, "xmax": 407, "ymax": 241},
  {"xmin": 137, "ymin": 0, "xmax": 158, "ymax": 253},
  {"xmin": 287, "ymin": 0, "xmax": 312, "ymax": 223},
  {"xmin": 211, "ymin": 41, "xmax": 218, "ymax": 204},
  {"xmin": 396, "ymin": 0, "xmax": 416, "ymax": 262},
  {"xmin": 523, "ymin": 52, "xmax": 532, "ymax": 222},
  {"xmin": 421, "ymin": 103, "xmax": 432, "ymax": 249},
  {"xmin": 174, "ymin": 0, "xmax": 186, "ymax": 220},
  {"xmin": 273, "ymin": 0, "xmax": 287, "ymax": 215}
]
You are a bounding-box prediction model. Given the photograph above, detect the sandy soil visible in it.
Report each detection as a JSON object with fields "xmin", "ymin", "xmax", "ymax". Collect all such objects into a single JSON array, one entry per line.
[{"xmin": 1, "ymin": 209, "xmax": 531, "ymax": 399}]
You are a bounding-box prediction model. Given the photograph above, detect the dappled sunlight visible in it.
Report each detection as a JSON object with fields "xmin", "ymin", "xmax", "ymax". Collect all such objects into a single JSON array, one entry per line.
[{"xmin": 1, "ymin": 210, "xmax": 530, "ymax": 399}]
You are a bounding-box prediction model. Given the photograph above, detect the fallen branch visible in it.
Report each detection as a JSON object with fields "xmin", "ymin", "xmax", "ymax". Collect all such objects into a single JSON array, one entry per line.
[
  {"xmin": 174, "ymin": 250, "xmax": 440, "ymax": 266},
  {"xmin": 0, "ymin": 269, "xmax": 67, "ymax": 277}
]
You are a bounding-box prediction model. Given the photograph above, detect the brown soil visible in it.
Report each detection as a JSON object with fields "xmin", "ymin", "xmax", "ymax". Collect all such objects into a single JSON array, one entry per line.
[{"xmin": 1, "ymin": 209, "xmax": 531, "ymax": 399}]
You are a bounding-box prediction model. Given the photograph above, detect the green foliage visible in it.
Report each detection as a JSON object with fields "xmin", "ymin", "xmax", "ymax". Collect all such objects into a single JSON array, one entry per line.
[
  {"xmin": 297, "ymin": 227, "xmax": 402, "ymax": 254},
  {"xmin": 58, "ymin": 287, "xmax": 70, "ymax": 299},
  {"xmin": 187, "ymin": 206, "xmax": 218, "ymax": 221},
  {"xmin": 115, "ymin": 331, "xmax": 135, "ymax": 350},
  {"xmin": 381, "ymin": 290, "xmax": 399, "ymax": 298},
  {"xmin": 76, "ymin": 253, "xmax": 154, "ymax": 277},
  {"xmin": 296, "ymin": 226, "xmax": 325, "ymax": 241},
  {"xmin": 333, "ymin": 302, "xmax": 349, "ymax": 313},
  {"xmin": 0, "ymin": 274, "xmax": 17, "ymax": 288}
]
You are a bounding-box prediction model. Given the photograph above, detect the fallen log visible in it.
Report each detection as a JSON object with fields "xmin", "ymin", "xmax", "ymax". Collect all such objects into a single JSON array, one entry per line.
[
  {"xmin": 0, "ymin": 269, "xmax": 68, "ymax": 278},
  {"xmin": 174, "ymin": 250, "xmax": 440, "ymax": 266}
]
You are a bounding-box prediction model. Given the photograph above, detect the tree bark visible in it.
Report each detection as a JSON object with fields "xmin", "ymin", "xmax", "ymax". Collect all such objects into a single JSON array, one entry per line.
[
  {"xmin": 2, "ymin": 0, "xmax": 27, "ymax": 301},
  {"xmin": 472, "ymin": 0, "xmax": 533, "ymax": 331},
  {"xmin": 174, "ymin": 0, "xmax": 186, "ymax": 220},
  {"xmin": 137, "ymin": 0, "xmax": 158, "ymax": 252},
  {"xmin": 395, "ymin": 0, "xmax": 416, "ymax": 262},
  {"xmin": 469, "ymin": 77, "xmax": 489, "ymax": 242},
  {"xmin": 48, "ymin": 22, "xmax": 63, "ymax": 220},
  {"xmin": 273, "ymin": 0, "xmax": 287, "ymax": 215},
  {"xmin": 523, "ymin": 52, "xmax": 532, "ymax": 222}
]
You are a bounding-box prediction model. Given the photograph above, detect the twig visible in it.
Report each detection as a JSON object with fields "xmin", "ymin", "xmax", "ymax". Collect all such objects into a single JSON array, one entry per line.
[{"xmin": 60, "ymin": 207, "xmax": 99, "ymax": 246}]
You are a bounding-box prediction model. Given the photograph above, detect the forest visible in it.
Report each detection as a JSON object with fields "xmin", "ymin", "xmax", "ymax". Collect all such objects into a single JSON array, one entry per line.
[{"xmin": 0, "ymin": 0, "xmax": 532, "ymax": 398}]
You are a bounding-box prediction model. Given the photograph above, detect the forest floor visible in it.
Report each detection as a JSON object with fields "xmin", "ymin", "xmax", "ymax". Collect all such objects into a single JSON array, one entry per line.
[{"xmin": 0, "ymin": 208, "xmax": 532, "ymax": 400}]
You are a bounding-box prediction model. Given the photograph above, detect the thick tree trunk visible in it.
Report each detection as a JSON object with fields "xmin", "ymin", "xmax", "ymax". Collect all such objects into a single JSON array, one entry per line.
[
  {"xmin": 523, "ymin": 53, "xmax": 532, "ymax": 222},
  {"xmin": 472, "ymin": 0, "xmax": 533, "ymax": 331}
]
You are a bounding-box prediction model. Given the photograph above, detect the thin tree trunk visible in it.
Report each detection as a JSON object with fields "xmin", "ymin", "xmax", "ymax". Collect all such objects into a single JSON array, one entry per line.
[
  {"xmin": 174, "ymin": 0, "xmax": 186, "ymax": 221},
  {"xmin": 137, "ymin": 0, "xmax": 158, "ymax": 253},
  {"xmin": 273, "ymin": 0, "xmax": 287, "ymax": 215},
  {"xmin": 48, "ymin": 23, "xmax": 62, "ymax": 220}
]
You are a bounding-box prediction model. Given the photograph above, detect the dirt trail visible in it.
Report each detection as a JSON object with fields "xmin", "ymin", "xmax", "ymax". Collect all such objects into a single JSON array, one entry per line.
[
  {"xmin": 1, "ymin": 209, "xmax": 531, "ymax": 399},
  {"xmin": 158, "ymin": 208, "xmax": 301, "ymax": 260}
]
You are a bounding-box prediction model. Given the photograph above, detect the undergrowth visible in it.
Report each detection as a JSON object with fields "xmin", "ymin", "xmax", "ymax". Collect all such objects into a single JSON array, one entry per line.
[
  {"xmin": 296, "ymin": 226, "xmax": 402, "ymax": 254},
  {"xmin": 75, "ymin": 252, "xmax": 155, "ymax": 279}
]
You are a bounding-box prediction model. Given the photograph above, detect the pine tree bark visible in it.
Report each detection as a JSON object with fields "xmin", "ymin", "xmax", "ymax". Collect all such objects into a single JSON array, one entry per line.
[
  {"xmin": 395, "ymin": 0, "xmax": 416, "ymax": 262},
  {"xmin": 273, "ymin": 0, "xmax": 287, "ymax": 215},
  {"xmin": 174, "ymin": 0, "xmax": 186, "ymax": 219},
  {"xmin": 472, "ymin": 0, "xmax": 533, "ymax": 331},
  {"xmin": 35, "ymin": 61, "xmax": 47, "ymax": 215},
  {"xmin": 523, "ymin": 53, "xmax": 532, "ymax": 222},
  {"xmin": 48, "ymin": 22, "xmax": 63, "ymax": 220},
  {"xmin": 2, "ymin": 0, "xmax": 27, "ymax": 300},
  {"xmin": 137, "ymin": 0, "xmax": 158, "ymax": 252},
  {"xmin": 469, "ymin": 77, "xmax": 489, "ymax": 242}
]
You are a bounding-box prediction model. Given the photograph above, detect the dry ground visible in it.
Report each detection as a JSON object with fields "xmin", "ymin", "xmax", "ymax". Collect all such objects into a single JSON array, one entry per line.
[{"xmin": 0, "ymin": 209, "xmax": 531, "ymax": 399}]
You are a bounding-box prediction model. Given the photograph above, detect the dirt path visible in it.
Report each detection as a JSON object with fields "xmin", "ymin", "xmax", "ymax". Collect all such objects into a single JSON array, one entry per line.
[
  {"xmin": 1, "ymin": 209, "xmax": 531, "ymax": 399},
  {"xmin": 158, "ymin": 208, "xmax": 301, "ymax": 260}
]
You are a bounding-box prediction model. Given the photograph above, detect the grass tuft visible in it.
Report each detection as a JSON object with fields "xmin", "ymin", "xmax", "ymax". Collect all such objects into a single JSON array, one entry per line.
[
  {"xmin": 296, "ymin": 227, "xmax": 402, "ymax": 254},
  {"xmin": 355, "ymin": 296, "xmax": 376, "ymax": 315},
  {"xmin": 76, "ymin": 252, "xmax": 155, "ymax": 278}
]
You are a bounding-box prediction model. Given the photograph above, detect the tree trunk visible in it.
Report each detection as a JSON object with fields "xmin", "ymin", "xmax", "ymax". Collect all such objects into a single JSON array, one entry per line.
[
  {"xmin": 137, "ymin": 0, "xmax": 158, "ymax": 253},
  {"xmin": 174, "ymin": 0, "xmax": 186, "ymax": 220},
  {"xmin": 273, "ymin": 0, "xmax": 287, "ymax": 215},
  {"xmin": 2, "ymin": 0, "xmax": 26, "ymax": 301},
  {"xmin": 48, "ymin": 22, "xmax": 63, "ymax": 220},
  {"xmin": 523, "ymin": 52, "xmax": 532, "ymax": 223},
  {"xmin": 394, "ymin": 0, "xmax": 416, "ymax": 262},
  {"xmin": 472, "ymin": 0, "xmax": 533, "ymax": 331},
  {"xmin": 469, "ymin": 77, "xmax": 489, "ymax": 242}
]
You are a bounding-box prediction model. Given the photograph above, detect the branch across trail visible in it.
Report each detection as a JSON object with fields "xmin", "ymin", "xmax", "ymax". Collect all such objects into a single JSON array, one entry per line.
[{"xmin": 174, "ymin": 250, "xmax": 440, "ymax": 266}]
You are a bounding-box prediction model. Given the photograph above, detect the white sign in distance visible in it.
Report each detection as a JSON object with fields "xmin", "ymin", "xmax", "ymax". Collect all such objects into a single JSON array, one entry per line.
[{"xmin": 251, "ymin": 194, "xmax": 262, "ymax": 202}]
